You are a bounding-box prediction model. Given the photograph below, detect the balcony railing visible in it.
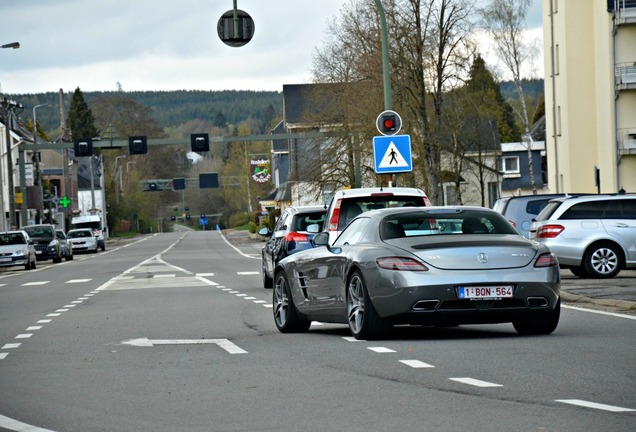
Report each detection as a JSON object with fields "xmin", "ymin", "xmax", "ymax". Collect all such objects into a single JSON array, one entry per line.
[
  {"xmin": 615, "ymin": 63, "xmax": 636, "ymax": 89},
  {"xmin": 618, "ymin": 127, "xmax": 636, "ymax": 155},
  {"xmin": 613, "ymin": 0, "xmax": 636, "ymax": 24}
]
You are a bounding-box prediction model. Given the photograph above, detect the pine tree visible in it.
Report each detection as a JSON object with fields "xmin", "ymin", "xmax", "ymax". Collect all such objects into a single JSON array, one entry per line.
[{"xmin": 68, "ymin": 87, "xmax": 98, "ymax": 140}]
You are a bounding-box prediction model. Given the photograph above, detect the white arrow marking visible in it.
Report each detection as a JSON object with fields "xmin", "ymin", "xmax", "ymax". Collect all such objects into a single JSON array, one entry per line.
[{"xmin": 121, "ymin": 338, "xmax": 247, "ymax": 354}]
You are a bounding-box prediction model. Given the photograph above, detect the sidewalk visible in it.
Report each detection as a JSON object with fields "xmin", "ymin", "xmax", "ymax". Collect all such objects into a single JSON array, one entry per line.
[{"xmin": 221, "ymin": 229, "xmax": 636, "ymax": 315}]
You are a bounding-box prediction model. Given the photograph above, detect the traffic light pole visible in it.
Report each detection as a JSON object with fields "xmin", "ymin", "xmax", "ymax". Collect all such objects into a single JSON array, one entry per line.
[{"xmin": 375, "ymin": 0, "xmax": 392, "ymax": 111}]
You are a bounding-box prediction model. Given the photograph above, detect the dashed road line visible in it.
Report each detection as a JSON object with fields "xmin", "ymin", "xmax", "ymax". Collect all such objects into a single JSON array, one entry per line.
[
  {"xmin": 368, "ymin": 347, "xmax": 396, "ymax": 353},
  {"xmin": 555, "ymin": 399, "xmax": 635, "ymax": 412},
  {"xmin": 449, "ymin": 377, "xmax": 503, "ymax": 388},
  {"xmin": 400, "ymin": 360, "xmax": 435, "ymax": 368}
]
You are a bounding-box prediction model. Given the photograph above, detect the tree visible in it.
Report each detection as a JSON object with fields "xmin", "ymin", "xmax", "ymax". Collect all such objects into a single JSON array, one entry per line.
[
  {"xmin": 480, "ymin": 0, "xmax": 538, "ymax": 193},
  {"xmin": 68, "ymin": 87, "xmax": 98, "ymax": 141}
]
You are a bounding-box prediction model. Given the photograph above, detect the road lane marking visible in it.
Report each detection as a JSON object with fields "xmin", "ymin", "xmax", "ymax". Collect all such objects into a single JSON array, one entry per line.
[
  {"xmin": 563, "ymin": 305, "xmax": 636, "ymax": 321},
  {"xmin": 21, "ymin": 281, "xmax": 48, "ymax": 286},
  {"xmin": 449, "ymin": 378, "xmax": 503, "ymax": 388},
  {"xmin": 556, "ymin": 399, "xmax": 635, "ymax": 412},
  {"xmin": 400, "ymin": 360, "xmax": 435, "ymax": 368},
  {"xmin": 26, "ymin": 326, "xmax": 42, "ymax": 331},
  {"xmin": 15, "ymin": 334, "xmax": 32, "ymax": 339},
  {"xmin": 121, "ymin": 338, "xmax": 247, "ymax": 354},
  {"xmin": 368, "ymin": 347, "xmax": 396, "ymax": 353},
  {"xmin": 0, "ymin": 414, "xmax": 56, "ymax": 432},
  {"xmin": 67, "ymin": 279, "xmax": 91, "ymax": 283},
  {"xmin": 0, "ymin": 354, "xmax": 8, "ymax": 360},
  {"xmin": 237, "ymin": 271, "xmax": 259, "ymax": 275},
  {"xmin": 1, "ymin": 344, "xmax": 20, "ymax": 349}
]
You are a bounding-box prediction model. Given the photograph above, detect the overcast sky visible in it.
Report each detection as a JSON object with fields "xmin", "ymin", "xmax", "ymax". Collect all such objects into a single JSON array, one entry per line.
[{"xmin": 0, "ymin": 0, "xmax": 543, "ymax": 95}]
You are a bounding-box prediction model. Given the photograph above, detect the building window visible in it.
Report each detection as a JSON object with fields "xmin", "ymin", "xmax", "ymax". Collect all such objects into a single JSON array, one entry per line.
[
  {"xmin": 500, "ymin": 156, "xmax": 520, "ymax": 175},
  {"xmin": 488, "ymin": 182, "xmax": 499, "ymax": 208},
  {"xmin": 443, "ymin": 183, "xmax": 458, "ymax": 205}
]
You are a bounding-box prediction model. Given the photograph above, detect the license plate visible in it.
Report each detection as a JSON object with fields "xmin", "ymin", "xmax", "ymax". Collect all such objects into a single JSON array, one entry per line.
[
  {"xmin": 0, "ymin": 258, "xmax": 11, "ymax": 262},
  {"xmin": 458, "ymin": 285, "xmax": 514, "ymax": 299},
  {"xmin": 36, "ymin": 251, "xmax": 42, "ymax": 254}
]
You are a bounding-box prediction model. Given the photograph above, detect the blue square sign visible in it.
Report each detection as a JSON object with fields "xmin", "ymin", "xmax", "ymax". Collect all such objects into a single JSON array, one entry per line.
[{"xmin": 373, "ymin": 134, "xmax": 413, "ymax": 174}]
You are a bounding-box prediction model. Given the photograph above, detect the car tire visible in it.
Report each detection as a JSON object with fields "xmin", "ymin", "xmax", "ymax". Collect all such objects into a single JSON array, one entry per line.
[
  {"xmin": 513, "ymin": 299, "xmax": 560, "ymax": 335},
  {"xmin": 66, "ymin": 253, "xmax": 74, "ymax": 261},
  {"xmin": 346, "ymin": 270, "xmax": 392, "ymax": 340},
  {"xmin": 53, "ymin": 254, "xmax": 62, "ymax": 263},
  {"xmin": 273, "ymin": 271, "xmax": 310, "ymax": 333},
  {"xmin": 262, "ymin": 255, "xmax": 273, "ymax": 289},
  {"xmin": 583, "ymin": 242, "xmax": 622, "ymax": 279}
]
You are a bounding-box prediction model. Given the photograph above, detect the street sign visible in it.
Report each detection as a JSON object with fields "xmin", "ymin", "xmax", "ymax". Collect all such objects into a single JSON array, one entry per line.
[{"xmin": 373, "ymin": 134, "xmax": 413, "ymax": 174}]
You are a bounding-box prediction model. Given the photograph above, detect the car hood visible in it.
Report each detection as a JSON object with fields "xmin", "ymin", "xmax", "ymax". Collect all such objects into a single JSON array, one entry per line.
[
  {"xmin": 0, "ymin": 245, "xmax": 27, "ymax": 253},
  {"xmin": 388, "ymin": 235, "xmax": 540, "ymax": 270}
]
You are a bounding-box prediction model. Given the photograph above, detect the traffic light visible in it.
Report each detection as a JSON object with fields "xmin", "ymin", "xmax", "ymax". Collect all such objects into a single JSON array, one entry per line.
[
  {"xmin": 144, "ymin": 181, "xmax": 161, "ymax": 192},
  {"xmin": 74, "ymin": 139, "xmax": 93, "ymax": 157},
  {"xmin": 173, "ymin": 178, "xmax": 186, "ymax": 190},
  {"xmin": 381, "ymin": 114, "xmax": 396, "ymax": 133},
  {"xmin": 129, "ymin": 136, "xmax": 148, "ymax": 154},
  {"xmin": 376, "ymin": 110, "xmax": 402, "ymax": 136},
  {"xmin": 170, "ymin": 215, "xmax": 176, "ymax": 221},
  {"xmin": 199, "ymin": 173, "xmax": 219, "ymax": 188},
  {"xmin": 191, "ymin": 133, "xmax": 210, "ymax": 152}
]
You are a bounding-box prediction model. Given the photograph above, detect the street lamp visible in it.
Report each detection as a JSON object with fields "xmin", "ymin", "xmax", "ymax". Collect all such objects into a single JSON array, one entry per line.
[
  {"xmin": 0, "ymin": 41, "xmax": 20, "ymax": 231},
  {"xmin": 32, "ymin": 103, "xmax": 50, "ymax": 224},
  {"xmin": 114, "ymin": 155, "xmax": 126, "ymax": 204}
]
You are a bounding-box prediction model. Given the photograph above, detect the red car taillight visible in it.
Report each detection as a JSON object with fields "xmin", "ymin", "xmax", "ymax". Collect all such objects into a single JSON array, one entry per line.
[
  {"xmin": 537, "ymin": 224, "xmax": 564, "ymax": 238},
  {"xmin": 328, "ymin": 199, "xmax": 342, "ymax": 231},
  {"xmin": 534, "ymin": 252, "xmax": 559, "ymax": 268},
  {"xmin": 285, "ymin": 232, "xmax": 308, "ymax": 243},
  {"xmin": 376, "ymin": 256, "xmax": 429, "ymax": 271}
]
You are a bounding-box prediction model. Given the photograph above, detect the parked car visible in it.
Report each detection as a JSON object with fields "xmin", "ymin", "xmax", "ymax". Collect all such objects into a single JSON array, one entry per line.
[
  {"xmin": 529, "ymin": 194, "xmax": 636, "ymax": 278},
  {"xmin": 324, "ymin": 187, "xmax": 430, "ymax": 244},
  {"xmin": 273, "ymin": 206, "xmax": 560, "ymax": 340},
  {"xmin": 492, "ymin": 194, "xmax": 567, "ymax": 238},
  {"xmin": 0, "ymin": 230, "xmax": 37, "ymax": 270},
  {"xmin": 56, "ymin": 229, "xmax": 74, "ymax": 261},
  {"xmin": 23, "ymin": 224, "xmax": 62, "ymax": 263},
  {"xmin": 259, "ymin": 205, "xmax": 327, "ymax": 288},
  {"xmin": 66, "ymin": 228, "xmax": 99, "ymax": 253}
]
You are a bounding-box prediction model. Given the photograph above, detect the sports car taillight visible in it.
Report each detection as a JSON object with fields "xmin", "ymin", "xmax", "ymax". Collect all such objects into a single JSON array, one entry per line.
[
  {"xmin": 376, "ymin": 256, "xmax": 429, "ymax": 271},
  {"xmin": 328, "ymin": 199, "xmax": 342, "ymax": 231},
  {"xmin": 534, "ymin": 252, "xmax": 559, "ymax": 268},
  {"xmin": 536, "ymin": 224, "xmax": 564, "ymax": 238}
]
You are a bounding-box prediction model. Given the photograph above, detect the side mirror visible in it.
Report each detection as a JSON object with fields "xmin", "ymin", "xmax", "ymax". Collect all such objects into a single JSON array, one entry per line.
[
  {"xmin": 312, "ymin": 231, "xmax": 330, "ymax": 247},
  {"xmin": 258, "ymin": 227, "xmax": 271, "ymax": 237}
]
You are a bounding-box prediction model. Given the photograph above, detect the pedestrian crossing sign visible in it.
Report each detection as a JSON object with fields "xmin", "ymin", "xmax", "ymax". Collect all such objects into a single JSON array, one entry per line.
[{"xmin": 373, "ymin": 134, "xmax": 413, "ymax": 174}]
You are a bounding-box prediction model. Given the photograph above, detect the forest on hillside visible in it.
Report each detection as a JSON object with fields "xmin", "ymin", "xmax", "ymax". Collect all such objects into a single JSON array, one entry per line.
[{"xmin": 8, "ymin": 81, "xmax": 542, "ymax": 140}]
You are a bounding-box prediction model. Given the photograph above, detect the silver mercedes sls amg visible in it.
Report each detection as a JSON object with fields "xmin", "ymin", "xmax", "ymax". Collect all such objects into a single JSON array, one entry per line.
[{"xmin": 273, "ymin": 206, "xmax": 561, "ymax": 340}]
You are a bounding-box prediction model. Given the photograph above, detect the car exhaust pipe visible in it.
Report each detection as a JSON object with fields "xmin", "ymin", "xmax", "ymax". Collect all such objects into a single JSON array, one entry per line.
[
  {"xmin": 526, "ymin": 297, "xmax": 549, "ymax": 307},
  {"xmin": 412, "ymin": 300, "xmax": 440, "ymax": 311}
]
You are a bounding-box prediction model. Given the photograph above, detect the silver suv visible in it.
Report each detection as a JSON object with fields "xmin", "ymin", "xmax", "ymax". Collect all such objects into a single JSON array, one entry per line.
[
  {"xmin": 324, "ymin": 187, "xmax": 430, "ymax": 243},
  {"xmin": 529, "ymin": 194, "xmax": 636, "ymax": 278}
]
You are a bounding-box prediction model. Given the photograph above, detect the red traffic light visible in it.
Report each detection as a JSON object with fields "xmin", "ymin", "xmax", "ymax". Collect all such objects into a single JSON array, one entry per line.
[
  {"xmin": 376, "ymin": 110, "xmax": 402, "ymax": 136},
  {"xmin": 382, "ymin": 116, "xmax": 396, "ymax": 131}
]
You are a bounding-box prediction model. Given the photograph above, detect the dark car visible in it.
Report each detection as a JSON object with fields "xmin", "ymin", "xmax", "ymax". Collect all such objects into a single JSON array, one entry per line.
[
  {"xmin": 23, "ymin": 224, "xmax": 62, "ymax": 263},
  {"xmin": 259, "ymin": 205, "xmax": 327, "ymax": 288},
  {"xmin": 56, "ymin": 229, "xmax": 74, "ymax": 261},
  {"xmin": 273, "ymin": 206, "xmax": 560, "ymax": 340}
]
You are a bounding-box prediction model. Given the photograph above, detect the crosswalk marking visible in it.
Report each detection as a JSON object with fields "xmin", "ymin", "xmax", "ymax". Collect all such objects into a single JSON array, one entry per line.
[{"xmin": 556, "ymin": 399, "xmax": 635, "ymax": 412}]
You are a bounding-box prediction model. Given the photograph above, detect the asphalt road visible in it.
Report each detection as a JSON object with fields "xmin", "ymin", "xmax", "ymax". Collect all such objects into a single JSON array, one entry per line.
[{"xmin": 0, "ymin": 231, "xmax": 634, "ymax": 432}]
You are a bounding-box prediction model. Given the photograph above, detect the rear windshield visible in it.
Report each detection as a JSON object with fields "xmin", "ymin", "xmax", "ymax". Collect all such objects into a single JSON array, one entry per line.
[
  {"xmin": 292, "ymin": 211, "xmax": 326, "ymax": 232},
  {"xmin": 338, "ymin": 195, "xmax": 426, "ymax": 230},
  {"xmin": 380, "ymin": 210, "xmax": 519, "ymax": 240}
]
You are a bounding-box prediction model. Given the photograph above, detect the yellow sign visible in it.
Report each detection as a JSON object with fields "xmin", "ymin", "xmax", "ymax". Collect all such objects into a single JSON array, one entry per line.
[{"xmin": 15, "ymin": 192, "xmax": 23, "ymax": 204}]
